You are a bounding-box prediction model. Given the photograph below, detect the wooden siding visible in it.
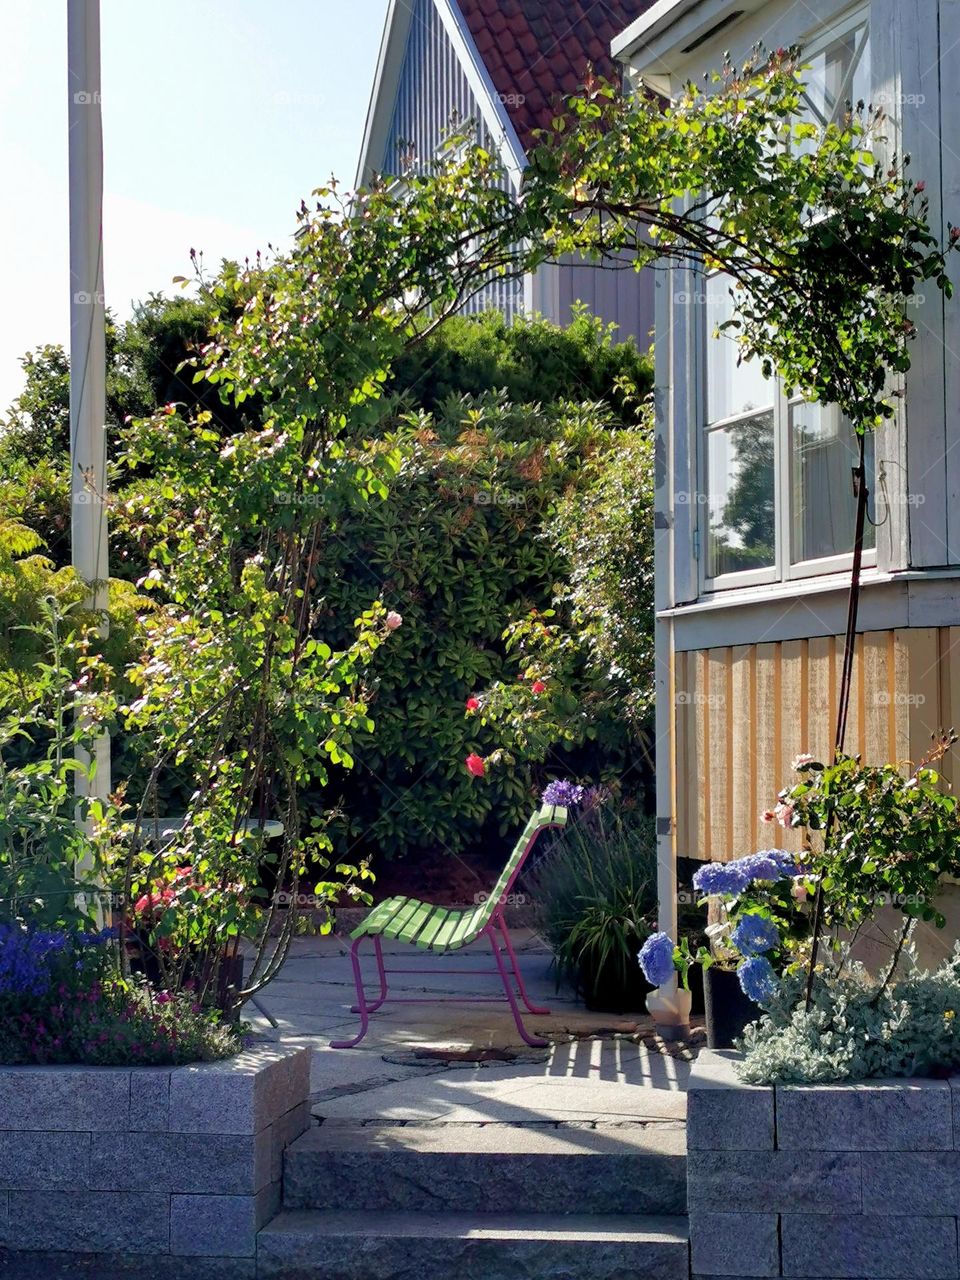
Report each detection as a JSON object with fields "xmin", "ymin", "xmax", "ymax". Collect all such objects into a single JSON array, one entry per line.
[
  {"xmin": 674, "ymin": 627, "xmax": 960, "ymax": 862},
  {"xmin": 383, "ymin": 0, "xmax": 524, "ymax": 321}
]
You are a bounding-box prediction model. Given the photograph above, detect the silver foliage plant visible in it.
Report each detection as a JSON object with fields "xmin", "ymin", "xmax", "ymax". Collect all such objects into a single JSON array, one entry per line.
[{"xmin": 737, "ymin": 946, "xmax": 960, "ymax": 1084}]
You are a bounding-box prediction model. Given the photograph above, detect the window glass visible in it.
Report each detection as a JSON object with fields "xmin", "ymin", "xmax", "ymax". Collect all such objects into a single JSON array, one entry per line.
[
  {"xmin": 801, "ymin": 23, "xmax": 870, "ymax": 125},
  {"xmin": 706, "ymin": 411, "xmax": 776, "ymax": 577},
  {"xmin": 790, "ymin": 402, "xmax": 875, "ymax": 563},
  {"xmin": 705, "ymin": 279, "xmax": 775, "ymax": 423}
]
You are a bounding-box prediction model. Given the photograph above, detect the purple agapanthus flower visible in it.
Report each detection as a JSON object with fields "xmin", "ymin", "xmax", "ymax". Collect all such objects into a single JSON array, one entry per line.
[
  {"xmin": 732, "ymin": 912, "xmax": 780, "ymax": 956},
  {"xmin": 638, "ymin": 932, "xmax": 677, "ymax": 987},
  {"xmin": 541, "ymin": 779, "xmax": 586, "ymax": 807},
  {"xmin": 737, "ymin": 954, "xmax": 779, "ymax": 1004}
]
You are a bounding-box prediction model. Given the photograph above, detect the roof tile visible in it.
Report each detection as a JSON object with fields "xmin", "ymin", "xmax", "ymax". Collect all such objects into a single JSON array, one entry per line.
[{"xmin": 456, "ymin": 0, "xmax": 655, "ymax": 153}]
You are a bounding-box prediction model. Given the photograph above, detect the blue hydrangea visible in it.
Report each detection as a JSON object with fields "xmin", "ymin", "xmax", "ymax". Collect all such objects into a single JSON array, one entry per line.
[
  {"xmin": 541, "ymin": 780, "xmax": 586, "ymax": 807},
  {"xmin": 732, "ymin": 912, "xmax": 780, "ymax": 956},
  {"xmin": 638, "ymin": 932, "xmax": 677, "ymax": 987},
  {"xmin": 737, "ymin": 955, "xmax": 779, "ymax": 1004},
  {"xmin": 692, "ymin": 861, "xmax": 752, "ymax": 897},
  {"xmin": 694, "ymin": 850, "xmax": 806, "ymax": 898},
  {"xmin": 738, "ymin": 850, "xmax": 804, "ymax": 882}
]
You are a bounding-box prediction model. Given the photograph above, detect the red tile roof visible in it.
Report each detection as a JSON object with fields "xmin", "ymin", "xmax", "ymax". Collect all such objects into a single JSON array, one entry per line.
[{"xmin": 456, "ymin": 0, "xmax": 655, "ymax": 154}]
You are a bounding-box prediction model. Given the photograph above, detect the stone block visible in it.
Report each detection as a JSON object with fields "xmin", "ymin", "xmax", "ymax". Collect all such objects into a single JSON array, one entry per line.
[
  {"xmin": 169, "ymin": 1187, "xmax": 280, "ymax": 1258},
  {"xmin": 0, "ymin": 1069, "xmax": 130, "ymax": 1131},
  {"xmin": 780, "ymin": 1213, "xmax": 958, "ymax": 1278},
  {"xmin": 168, "ymin": 1045, "xmax": 310, "ymax": 1135},
  {"xmin": 862, "ymin": 1151, "xmax": 960, "ymax": 1214},
  {"xmin": 128, "ymin": 1069, "xmax": 171, "ymax": 1132},
  {"xmin": 88, "ymin": 1132, "xmax": 263, "ymax": 1195},
  {"xmin": 0, "ymin": 1132, "xmax": 90, "ymax": 1190},
  {"xmin": 9, "ymin": 1191, "xmax": 169, "ymax": 1253},
  {"xmin": 0, "ymin": 1250, "xmax": 257, "ymax": 1279},
  {"xmin": 686, "ymin": 1050, "xmax": 774, "ymax": 1151},
  {"xmin": 268, "ymin": 1101, "xmax": 312, "ymax": 1185},
  {"xmin": 688, "ymin": 1149, "xmax": 861, "ymax": 1213},
  {"xmin": 689, "ymin": 1211, "xmax": 779, "ymax": 1277},
  {"xmin": 778, "ymin": 1080, "xmax": 953, "ymax": 1151},
  {"xmin": 0, "ymin": 1191, "xmax": 8, "ymax": 1248}
]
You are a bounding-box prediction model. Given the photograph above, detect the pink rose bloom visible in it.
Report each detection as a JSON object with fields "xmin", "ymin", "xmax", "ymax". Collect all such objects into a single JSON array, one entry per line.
[
  {"xmin": 792, "ymin": 883, "xmax": 808, "ymax": 903},
  {"xmin": 791, "ymin": 753, "xmax": 814, "ymax": 770},
  {"xmin": 465, "ymin": 754, "xmax": 486, "ymax": 778},
  {"xmin": 385, "ymin": 611, "xmax": 403, "ymax": 630},
  {"xmin": 776, "ymin": 801, "xmax": 795, "ymax": 828}
]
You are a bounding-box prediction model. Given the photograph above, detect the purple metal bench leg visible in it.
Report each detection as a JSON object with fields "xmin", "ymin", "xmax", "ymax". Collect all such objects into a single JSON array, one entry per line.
[
  {"xmin": 351, "ymin": 935, "xmax": 387, "ymax": 1014},
  {"xmin": 331, "ymin": 936, "xmax": 378, "ymax": 1049},
  {"xmin": 496, "ymin": 914, "xmax": 550, "ymax": 1016},
  {"xmin": 484, "ymin": 922, "xmax": 549, "ymax": 1048}
]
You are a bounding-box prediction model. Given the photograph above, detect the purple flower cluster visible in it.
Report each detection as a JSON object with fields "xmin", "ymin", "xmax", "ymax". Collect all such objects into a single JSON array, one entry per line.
[
  {"xmin": 541, "ymin": 779, "xmax": 586, "ymax": 807},
  {"xmin": 0, "ymin": 926, "xmax": 69, "ymax": 998},
  {"xmin": 692, "ymin": 849, "xmax": 805, "ymax": 898},
  {"xmin": 638, "ymin": 932, "xmax": 677, "ymax": 987},
  {"xmin": 0, "ymin": 925, "xmax": 114, "ymax": 999}
]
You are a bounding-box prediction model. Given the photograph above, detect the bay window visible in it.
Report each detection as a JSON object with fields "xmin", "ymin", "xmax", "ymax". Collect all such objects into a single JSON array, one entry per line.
[{"xmin": 700, "ymin": 8, "xmax": 874, "ymax": 590}]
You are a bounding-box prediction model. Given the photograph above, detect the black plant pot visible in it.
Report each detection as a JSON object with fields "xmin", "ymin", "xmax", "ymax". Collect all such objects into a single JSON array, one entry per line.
[
  {"xmin": 577, "ymin": 946, "xmax": 654, "ymax": 1015},
  {"xmin": 703, "ymin": 965, "xmax": 761, "ymax": 1048},
  {"xmin": 687, "ymin": 962, "xmax": 705, "ymax": 1017}
]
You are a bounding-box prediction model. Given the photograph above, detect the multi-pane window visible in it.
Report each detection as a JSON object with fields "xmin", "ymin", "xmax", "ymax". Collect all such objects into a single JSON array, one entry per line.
[{"xmin": 701, "ymin": 12, "xmax": 874, "ymax": 588}]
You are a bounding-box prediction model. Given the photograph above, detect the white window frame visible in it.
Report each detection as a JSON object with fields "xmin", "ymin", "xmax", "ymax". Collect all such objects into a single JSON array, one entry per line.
[{"xmin": 695, "ymin": 4, "xmax": 875, "ymax": 596}]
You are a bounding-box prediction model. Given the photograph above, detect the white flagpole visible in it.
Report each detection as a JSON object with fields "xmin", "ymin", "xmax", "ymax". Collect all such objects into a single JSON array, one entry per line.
[{"xmin": 68, "ymin": 0, "xmax": 110, "ymax": 911}]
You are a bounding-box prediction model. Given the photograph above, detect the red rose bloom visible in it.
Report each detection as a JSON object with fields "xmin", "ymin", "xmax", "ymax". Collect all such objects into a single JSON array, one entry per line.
[
  {"xmin": 531, "ymin": 680, "xmax": 546, "ymax": 694},
  {"xmin": 465, "ymin": 697, "xmax": 480, "ymax": 712},
  {"xmin": 465, "ymin": 754, "xmax": 486, "ymax": 778}
]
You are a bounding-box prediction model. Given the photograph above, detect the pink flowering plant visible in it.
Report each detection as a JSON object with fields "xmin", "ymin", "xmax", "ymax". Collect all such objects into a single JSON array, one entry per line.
[
  {"xmin": 765, "ymin": 738, "xmax": 960, "ymax": 989},
  {"xmin": 0, "ymin": 923, "xmax": 238, "ymax": 1066}
]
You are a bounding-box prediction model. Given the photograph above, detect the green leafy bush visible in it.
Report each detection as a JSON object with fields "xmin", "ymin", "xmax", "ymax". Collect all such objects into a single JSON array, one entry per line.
[
  {"xmin": 307, "ymin": 399, "xmax": 652, "ymax": 861},
  {"xmin": 388, "ymin": 307, "xmax": 650, "ymax": 426},
  {"xmin": 738, "ymin": 952, "xmax": 960, "ymax": 1083}
]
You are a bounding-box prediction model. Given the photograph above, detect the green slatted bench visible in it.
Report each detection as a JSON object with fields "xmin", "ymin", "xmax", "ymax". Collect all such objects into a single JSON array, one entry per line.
[{"xmin": 331, "ymin": 803, "xmax": 567, "ymax": 1049}]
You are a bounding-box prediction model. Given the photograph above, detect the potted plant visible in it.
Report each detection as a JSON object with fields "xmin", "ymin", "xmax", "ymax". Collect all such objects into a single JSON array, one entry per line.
[
  {"xmin": 531, "ymin": 790, "xmax": 657, "ymax": 1014},
  {"xmin": 641, "ymin": 848, "xmax": 810, "ymax": 1047}
]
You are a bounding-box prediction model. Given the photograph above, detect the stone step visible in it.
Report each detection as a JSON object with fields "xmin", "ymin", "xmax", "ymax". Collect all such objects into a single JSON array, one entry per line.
[
  {"xmin": 257, "ymin": 1208, "xmax": 690, "ymax": 1280},
  {"xmin": 283, "ymin": 1122, "xmax": 687, "ymax": 1216}
]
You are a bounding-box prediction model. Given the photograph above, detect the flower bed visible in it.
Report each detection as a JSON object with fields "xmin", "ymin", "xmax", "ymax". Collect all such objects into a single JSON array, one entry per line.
[
  {"xmin": 0, "ymin": 1042, "xmax": 310, "ymax": 1277},
  {"xmin": 0, "ymin": 924, "xmax": 239, "ymax": 1067},
  {"xmin": 688, "ymin": 1048, "xmax": 960, "ymax": 1280}
]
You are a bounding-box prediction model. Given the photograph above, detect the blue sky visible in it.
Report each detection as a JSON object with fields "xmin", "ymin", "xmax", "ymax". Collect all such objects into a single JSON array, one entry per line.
[{"xmin": 1, "ymin": 0, "xmax": 390, "ymax": 410}]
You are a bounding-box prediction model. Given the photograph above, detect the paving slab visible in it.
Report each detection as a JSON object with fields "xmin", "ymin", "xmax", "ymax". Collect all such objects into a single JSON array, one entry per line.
[{"xmin": 244, "ymin": 934, "xmax": 693, "ymax": 1128}]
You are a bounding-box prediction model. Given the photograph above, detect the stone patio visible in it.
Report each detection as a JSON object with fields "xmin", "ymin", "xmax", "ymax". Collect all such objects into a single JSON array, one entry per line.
[{"xmin": 245, "ymin": 931, "xmax": 697, "ymax": 1126}]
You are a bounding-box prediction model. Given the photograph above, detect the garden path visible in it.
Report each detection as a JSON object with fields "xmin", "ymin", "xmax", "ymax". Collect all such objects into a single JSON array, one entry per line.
[{"xmin": 247, "ymin": 932, "xmax": 696, "ymax": 1126}]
